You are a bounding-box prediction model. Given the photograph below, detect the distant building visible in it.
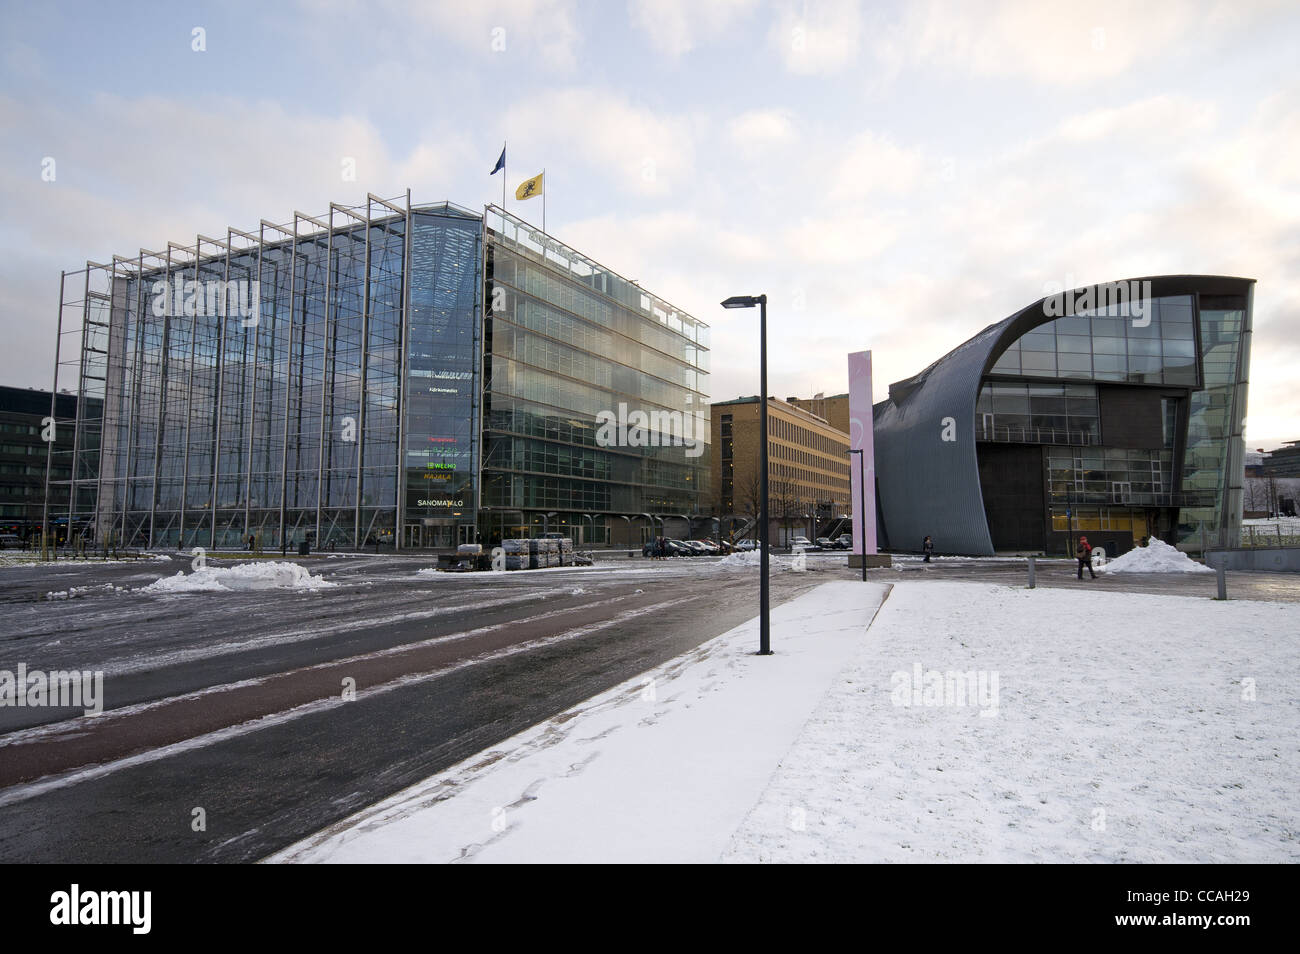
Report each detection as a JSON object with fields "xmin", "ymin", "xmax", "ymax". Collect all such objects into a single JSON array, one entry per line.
[
  {"xmin": 1261, "ymin": 440, "xmax": 1300, "ymax": 478},
  {"xmin": 711, "ymin": 396, "xmax": 851, "ymax": 545},
  {"xmin": 0, "ymin": 385, "xmax": 80, "ymax": 541},
  {"xmin": 1244, "ymin": 450, "xmax": 1266, "ymax": 479}
]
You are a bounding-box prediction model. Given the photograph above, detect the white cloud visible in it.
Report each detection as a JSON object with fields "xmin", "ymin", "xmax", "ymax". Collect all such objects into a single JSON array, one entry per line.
[
  {"xmin": 766, "ymin": 0, "xmax": 862, "ymax": 74},
  {"xmin": 628, "ymin": 0, "xmax": 756, "ymax": 57},
  {"xmin": 727, "ymin": 108, "xmax": 795, "ymax": 146},
  {"xmin": 826, "ymin": 132, "xmax": 927, "ymax": 201},
  {"xmin": 299, "ymin": 0, "xmax": 582, "ymax": 70},
  {"xmin": 502, "ymin": 88, "xmax": 697, "ymax": 196},
  {"xmin": 884, "ymin": 0, "xmax": 1293, "ymax": 87}
]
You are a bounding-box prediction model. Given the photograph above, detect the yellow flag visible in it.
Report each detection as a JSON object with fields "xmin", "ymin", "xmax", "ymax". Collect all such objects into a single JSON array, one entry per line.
[{"xmin": 515, "ymin": 172, "xmax": 544, "ymax": 200}]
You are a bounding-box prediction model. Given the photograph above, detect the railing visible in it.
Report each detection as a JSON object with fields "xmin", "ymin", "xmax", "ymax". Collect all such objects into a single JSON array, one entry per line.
[
  {"xmin": 977, "ymin": 423, "xmax": 1098, "ymax": 446},
  {"xmin": 1050, "ymin": 490, "xmax": 1217, "ymax": 508},
  {"xmin": 1230, "ymin": 523, "xmax": 1300, "ymax": 549}
]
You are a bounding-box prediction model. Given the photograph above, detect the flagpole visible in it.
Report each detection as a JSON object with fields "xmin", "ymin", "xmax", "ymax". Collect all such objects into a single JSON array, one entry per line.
[
  {"xmin": 502, "ymin": 141, "xmax": 507, "ymax": 211},
  {"xmin": 542, "ymin": 167, "xmax": 546, "ymax": 233}
]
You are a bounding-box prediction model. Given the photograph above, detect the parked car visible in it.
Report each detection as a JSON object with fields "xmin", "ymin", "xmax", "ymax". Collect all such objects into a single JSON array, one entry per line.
[
  {"xmin": 836, "ymin": 534, "xmax": 853, "ymax": 549},
  {"xmin": 790, "ymin": 535, "xmax": 815, "ymax": 550},
  {"xmin": 691, "ymin": 539, "xmax": 721, "ymax": 555},
  {"xmin": 733, "ymin": 539, "xmax": 758, "ymax": 551},
  {"xmin": 816, "ymin": 537, "xmax": 835, "ymax": 549}
]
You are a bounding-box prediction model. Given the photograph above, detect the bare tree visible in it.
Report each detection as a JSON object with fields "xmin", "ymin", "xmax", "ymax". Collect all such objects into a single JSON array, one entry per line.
[
  {"xmin": 771, "ymin": 479, "xmax": 801, "ymax": 546},
  {"xmin": 1245, "ymin": 477, "xmax": 1270, "ymax": 515},
  {"xmin": 737, "ymin": 469, "xmax": 762, "ymax": 520}
]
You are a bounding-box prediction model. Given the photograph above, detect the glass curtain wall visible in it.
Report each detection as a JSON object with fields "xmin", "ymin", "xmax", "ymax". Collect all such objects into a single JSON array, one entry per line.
[
  {"xmin": 403, "ymin": 208, "xmax": 483, "ymax": 549},
  {"xmin": 94, "ymin": 200, "xmax": 411, "ymax": 550},
  {"xmin": 1178, "ymin": 295, "xmax": 1251, "ymax": 546},
  {"xmin": 481, "ymin": 208, "xmax": 710, "ymax": 546}
]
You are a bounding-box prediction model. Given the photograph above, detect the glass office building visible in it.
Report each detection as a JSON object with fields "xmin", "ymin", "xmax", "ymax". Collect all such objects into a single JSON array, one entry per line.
[
  {"xmin": 873, "ymin": 276, "xmax": 1253, "ymax": 555},
  {"xmin": 47, "ymin": 195, "xmax": 710, "ymax": 550}
]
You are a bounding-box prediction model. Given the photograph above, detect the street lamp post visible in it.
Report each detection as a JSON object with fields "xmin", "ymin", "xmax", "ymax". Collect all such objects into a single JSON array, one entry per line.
[
  {"xmin": 721, "ymin": 294, "xmax": 771, "ymax": 655},
  {"xmin": 848, "ymin": 448, "xmax": 867, "ymax": 582}
]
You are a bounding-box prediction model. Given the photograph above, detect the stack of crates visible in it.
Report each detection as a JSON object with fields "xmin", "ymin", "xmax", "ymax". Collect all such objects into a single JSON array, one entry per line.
[{"xmin": 501, "ymin": 537, "xmax": 575, "ymax": 570}]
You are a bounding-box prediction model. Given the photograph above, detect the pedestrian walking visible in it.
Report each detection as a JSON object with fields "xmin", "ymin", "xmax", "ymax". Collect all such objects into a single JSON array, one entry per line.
[
  {"xmin": 1076, "ymin": 535, "xmax": 1096, "ymax": 580},
  {"xmin": 922, "ymin": 535, "xmax": 934, "ymax": 563}
]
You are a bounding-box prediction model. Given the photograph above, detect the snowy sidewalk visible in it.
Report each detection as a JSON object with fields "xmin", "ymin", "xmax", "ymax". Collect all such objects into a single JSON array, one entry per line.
[{"xmin": 270, "ymin": 580, "xmax": 889, "ymax": 863}]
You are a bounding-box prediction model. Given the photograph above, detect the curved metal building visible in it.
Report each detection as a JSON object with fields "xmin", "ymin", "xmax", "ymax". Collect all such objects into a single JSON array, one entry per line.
[{"xmin": 874, "ymin": 275, "xmax": 1253, "ymax": 556}]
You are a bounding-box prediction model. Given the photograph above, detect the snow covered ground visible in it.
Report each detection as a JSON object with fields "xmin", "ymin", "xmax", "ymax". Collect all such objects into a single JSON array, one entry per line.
[
  {"xmin": 725, "ymin": 582, "xmax": 1297, "ymax": 862},
  {"xmin": 272, "ymin": 578, "xmax": 1299, "ymax": 863}
]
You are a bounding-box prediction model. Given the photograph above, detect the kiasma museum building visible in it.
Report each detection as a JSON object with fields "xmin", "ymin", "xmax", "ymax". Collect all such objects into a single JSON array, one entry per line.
[
  {"xmin": 47, "ymin": 195, "xmax": 710, "ymax": 551},
  {"xmin": 873, "ymin": 276, "xmax": 1253, "ymax": 557}
]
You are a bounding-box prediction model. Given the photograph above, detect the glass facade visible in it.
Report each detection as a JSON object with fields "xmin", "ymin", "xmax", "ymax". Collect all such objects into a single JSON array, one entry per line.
[
  {"xmin": 53, "ymin": 198, "xmax": 710, "ymax": 550},
  {"xmin": 403, "ymin": 210, "xmax": 483, "ymax": 549},
  {"xmin": 1177, "ymin": 296, "xmax": 1250, "ymax": 546},
  {"xmin": 990, "ymin": 295, "xmax": 1198, "ymax": 385},
  {"xmin": 975, "ymin": 382, "xmax": 1100, "ymax": 444},
  {"xmin": 980, "ymin": 288, "xmax": 1252, "ymax": 551},
  {"xmin": 480, "ymin": 209, "xmax": 710, "ymax": 545},
  {"xmin": 88, "ymin": 202, "xmax": 412, "ymax": 549}
]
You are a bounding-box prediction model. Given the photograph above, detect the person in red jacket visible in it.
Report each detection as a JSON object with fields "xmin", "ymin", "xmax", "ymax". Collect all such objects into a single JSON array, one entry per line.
[{"xmin": 1076, "ymin": 535, "xmax": 1096, "ymax": 580}]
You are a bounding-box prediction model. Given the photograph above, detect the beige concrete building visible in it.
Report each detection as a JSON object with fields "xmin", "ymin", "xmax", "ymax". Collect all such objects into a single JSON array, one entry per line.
[
  {"xmin": 787, "ymin": 392, "xmax": 850, "ymax": 435},
  {"xmin": 711, "ymin": 396, "xmax": 852, "ymax": 545}
]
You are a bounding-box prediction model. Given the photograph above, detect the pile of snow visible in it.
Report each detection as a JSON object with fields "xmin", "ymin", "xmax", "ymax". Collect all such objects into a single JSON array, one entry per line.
[
  {"xmin": 143, "ymin": 561, "xmax": 338, "ymax": 593},
  {"xmin": 717, "ymin": 549, "xmax": 809, "ymax": 571},
  {"xmin": 1098, "ymin": 537, "xmax": 1213, "ymax": 574},
  {"xmin": 45, "ymin": 583, "xmax": 127, "ymax": 600}
]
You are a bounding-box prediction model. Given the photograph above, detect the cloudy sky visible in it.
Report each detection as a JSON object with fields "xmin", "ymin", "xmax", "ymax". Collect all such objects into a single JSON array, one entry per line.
[{"xmin": 2, "ymin": 0, "xmax": 1297, "ymax": 447}]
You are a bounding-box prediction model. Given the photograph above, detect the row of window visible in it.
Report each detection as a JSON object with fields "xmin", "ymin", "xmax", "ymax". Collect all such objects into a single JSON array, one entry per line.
[
  {"xmin": 770, "ymin": 441, "xmax": 850, "ymax": 478},
  {"xmin": 771, "ymin": 461, "xmax": 850, "ymax": 494},
  {"xmin": 767, "ymin": 414, "xmax": 844, "ymax": 456}
]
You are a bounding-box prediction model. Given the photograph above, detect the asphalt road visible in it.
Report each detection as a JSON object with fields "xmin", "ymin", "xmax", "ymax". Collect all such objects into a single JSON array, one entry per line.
[{"xmin": 0, "ymin": 553, "xmax": 832, "ymax": 862}]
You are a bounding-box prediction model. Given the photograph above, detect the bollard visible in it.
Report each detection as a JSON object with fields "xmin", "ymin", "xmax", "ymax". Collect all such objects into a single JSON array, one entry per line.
[
  {"xmin": 1216, "ymin": 565, "xmax": 1227, "ymax": 600},
  {"xmin": 1027, "ymin": 555, "xmax": 1036, "ymax": 589}
]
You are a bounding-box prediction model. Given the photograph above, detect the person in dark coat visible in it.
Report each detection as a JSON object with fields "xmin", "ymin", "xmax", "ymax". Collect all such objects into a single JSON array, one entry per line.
[
  {"xmin": 922, "ymin": 535, "xmax": 934, "ymax": 563},
  {"xmin": 1076, "ymin": 535, "xmax": 1096, "ymax": 580}
]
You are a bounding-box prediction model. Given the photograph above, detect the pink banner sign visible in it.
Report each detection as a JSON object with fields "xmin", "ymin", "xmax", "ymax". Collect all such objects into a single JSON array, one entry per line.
[{"xmin": 847, "ymin": 351, "xmax": 877, "ymax": 555}]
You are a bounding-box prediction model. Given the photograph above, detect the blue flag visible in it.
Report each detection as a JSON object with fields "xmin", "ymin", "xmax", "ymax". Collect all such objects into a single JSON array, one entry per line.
[{"xmin": 490, "ymin": 145, "xmax": 505, "ymax": 175}]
